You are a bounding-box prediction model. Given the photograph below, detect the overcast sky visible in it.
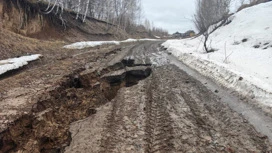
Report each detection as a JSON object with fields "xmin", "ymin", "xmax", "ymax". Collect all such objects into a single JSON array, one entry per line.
[
  {"xmin": 142, "ymin": 0, "xmax": 196, "ymax": 34},
  {"xmin": 142, "ymin": 0, "xmax": 244, "ymax": 34}
]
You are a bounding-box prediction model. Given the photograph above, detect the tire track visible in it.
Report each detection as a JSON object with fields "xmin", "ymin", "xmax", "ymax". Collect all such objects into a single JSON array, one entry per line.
[
  {"xmin": 99, "ymin": 97, "xmax": 125, "ymax": 153},
  {"xmin": 99, "ymin": 83, "xmax": 148, "ymax": 153},
  {"xmin": 153, "ymin": 65, "xmax": 272, "ymax": 152},
  {"xmin": 145, "ymin": 72, "xmax": 174, "ymax": 153}
]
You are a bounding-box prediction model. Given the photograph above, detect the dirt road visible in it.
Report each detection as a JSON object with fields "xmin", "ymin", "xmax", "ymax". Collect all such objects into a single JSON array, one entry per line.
[
  {"xmin": 1, "ymin": 41, "xmax": 272, "ymax": 152},
  {"xmin": 64, "ymin": 42, "xmax": 272, "ymax": 153}
]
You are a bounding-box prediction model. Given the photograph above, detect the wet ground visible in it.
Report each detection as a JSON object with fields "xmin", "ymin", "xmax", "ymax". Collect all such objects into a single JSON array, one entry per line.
[
  {"xmin": 65, "ymin": 42, "xmax": 272, "ymax": 153},
  {"xmin": 1, "ymin": 42, "xmax": 272, "ymax": 153}
]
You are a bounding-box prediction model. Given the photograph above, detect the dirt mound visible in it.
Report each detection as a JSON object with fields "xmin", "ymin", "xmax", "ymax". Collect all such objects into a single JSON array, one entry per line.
[{"xmin": 0, "ymin": 0, "xmax": 129, "ymax": 42}]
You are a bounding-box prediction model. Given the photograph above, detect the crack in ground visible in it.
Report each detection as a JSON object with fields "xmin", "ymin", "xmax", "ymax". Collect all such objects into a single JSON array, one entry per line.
[{"xmin": 0, "ymin": 52, "xmax": 152, "ymax": 153}]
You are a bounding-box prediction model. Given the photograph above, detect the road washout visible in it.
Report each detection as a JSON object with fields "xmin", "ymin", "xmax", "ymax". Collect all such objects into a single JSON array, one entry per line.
[{"xmin": 0, "ymin": 43, "xmax": 152, "ymax": 153}]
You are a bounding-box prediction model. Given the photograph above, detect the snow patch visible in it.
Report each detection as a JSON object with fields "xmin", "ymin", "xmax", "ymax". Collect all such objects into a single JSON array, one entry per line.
[
  {"xmin": 0, "ymin": 55, "xmax": 42, "ymax": 76},
  {"xmin": 63, "ymin": 41, "xmax": 120, "ymax": 49},
  {"xmin": 63, "ymin": 38, "xmax": 159, "ymax": 49},
  {"xmin": 162, "ymin": 2, "xmax": 272, "ymax": 114}
]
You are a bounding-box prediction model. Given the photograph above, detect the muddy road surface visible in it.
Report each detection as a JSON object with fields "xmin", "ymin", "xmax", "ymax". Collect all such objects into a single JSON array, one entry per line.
[
  {"xmin": 1, "ymin": 42, "xmax": 272, "ymax": 153},
  {"xmin": 65, "ymin": 42, "xmax": 272, "ymax": 153}
]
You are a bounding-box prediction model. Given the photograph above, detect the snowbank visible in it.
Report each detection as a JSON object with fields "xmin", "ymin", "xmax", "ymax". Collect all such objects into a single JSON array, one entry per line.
[
  {"xmin": 0, "ymin": 54, "xmax": 42, "ymax": 75},
  {"xmin": 63, "ymin": 38, "xmax": 158, "ymax": 49},
  {"xmin": 163, "ymin": 2, "xmax": 272, "ymax": 114}
]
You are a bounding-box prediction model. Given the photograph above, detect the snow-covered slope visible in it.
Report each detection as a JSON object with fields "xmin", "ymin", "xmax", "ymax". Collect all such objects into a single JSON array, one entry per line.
[
  {"xmin": 163, "ymin": 2, "xmax": 272, "ymax": 114},
  {"xmin": 0, "ymin": 55, "xmax": 42, "ymax": 75}
]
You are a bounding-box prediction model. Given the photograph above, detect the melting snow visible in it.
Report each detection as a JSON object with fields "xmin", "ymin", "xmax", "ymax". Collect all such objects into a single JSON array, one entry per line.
[
  {"xmin": 163, "ymin": 2, "xmax": 272, "ymax": 112},
  {"xmin": 0, "ymin": 54, "xmax": 42, "ymax": 75},
  {"xmin": 63, "ymin": 38, "xmax": 159, "ymax": 49}
]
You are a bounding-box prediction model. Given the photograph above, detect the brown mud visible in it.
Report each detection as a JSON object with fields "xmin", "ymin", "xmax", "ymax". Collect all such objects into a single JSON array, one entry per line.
[
  {"xmin": 1, "ymin": 41, "xmax": 272, "ymax": 153},
  {"xmin": 65, "ymin": 42, "xmax": 272, "ymax": 153}
]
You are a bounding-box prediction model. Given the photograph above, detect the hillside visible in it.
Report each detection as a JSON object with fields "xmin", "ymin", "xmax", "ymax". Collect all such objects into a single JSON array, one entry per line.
[
  {"xmin": 163, "ymin": 2, "xmax": 272, "ymax": 115},
  {"xmin": 0, "ymin": 0, "xmax": 131, "ymax": 41},
  {"xmin": 0, "ymin": 0, "xmax": 159, "ymax": 60}
]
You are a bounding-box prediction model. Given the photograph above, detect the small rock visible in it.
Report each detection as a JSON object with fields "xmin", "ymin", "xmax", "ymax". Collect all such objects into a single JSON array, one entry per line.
[
  {"xmin": 203, "ymin": 136, "xmax": 212, "ymax": 142},
  {"xmin": 253, "ymin": 45, "xmax": 260, "ymax": 48},
  {"xmin": 215, "ymin": 90, "xmax": 219, "ymax": 93},
  {"xmin": 242, "ymin": 38, "xmax": 248, "ymax": 42},
  {"xmin": 238, "ymin": 77, "xmax": 243, "ymax": 81},
  {"xmin": 240, "ymin": 97, "xmax": 246, "ymax": 100},
  {"xmin": 87, "ymin": 108, "xmax": 97, "ymax": 116},
  {"xmin": 257, "ymin": 134, "xmax": 268, "ymax": 139},
  {"xmin": 92, "ymin": 82, "xmax": 101, "ymax": 88}
]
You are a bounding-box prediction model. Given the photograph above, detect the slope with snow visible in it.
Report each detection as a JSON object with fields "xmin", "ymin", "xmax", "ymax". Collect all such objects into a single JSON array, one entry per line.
[
  {"xmin": 163, "ymin": 2, "xmax": 272, "ymax": 114},
  {"xmin": 0, "ymin": 55, "xmax": 42, "ymax": 76}
]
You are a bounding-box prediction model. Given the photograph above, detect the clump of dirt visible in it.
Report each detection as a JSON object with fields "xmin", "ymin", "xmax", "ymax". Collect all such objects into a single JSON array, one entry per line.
[{"xmin": 242, "ymin": 38, "xmax": 248, "ymax": 42}]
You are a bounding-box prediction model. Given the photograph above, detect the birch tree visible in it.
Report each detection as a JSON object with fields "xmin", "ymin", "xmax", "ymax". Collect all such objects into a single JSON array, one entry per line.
[
  {"xmin": 194, "ymin": 0, "xmax": 231, "ymax": 33},
  {"xmin": 193, "ymin": 0, "xmax": 231, "ymax": 53}
]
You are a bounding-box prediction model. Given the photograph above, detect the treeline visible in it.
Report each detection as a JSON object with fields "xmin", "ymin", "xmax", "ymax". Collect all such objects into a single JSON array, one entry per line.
[
  {"xmin": 41, "ymin": 0, "xmax": 168, "ymax": 37},
  {"xmin": 144, "ymin": 19, "xmax": 168, "ymax": 37}
]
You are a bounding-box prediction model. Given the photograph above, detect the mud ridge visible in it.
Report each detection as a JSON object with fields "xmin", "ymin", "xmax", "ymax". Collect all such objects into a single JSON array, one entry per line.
[{"xmin": 0, "ymin": 56, "xmax": 152, "ymax": 153}]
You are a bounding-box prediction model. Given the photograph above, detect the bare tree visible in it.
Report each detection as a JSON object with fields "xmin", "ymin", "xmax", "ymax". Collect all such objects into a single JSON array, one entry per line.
[
  {"xmin": 194, "ymin": 0, "xmax": 231, "ymax": 33},
  {"xmin": 83, "ymin": 0, "xmax": 90, "ymax": 22},
  {"xmin": 39, "ymin": 0, "xmax": 166, "ymax": 36},
  {"xmin": 193, "ymin": 0, "xmax": 231, "ymax": 53}
]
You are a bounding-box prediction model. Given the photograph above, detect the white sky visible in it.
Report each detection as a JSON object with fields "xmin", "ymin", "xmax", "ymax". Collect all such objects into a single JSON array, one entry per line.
[{"xmin": 142, "ymin": 0, "xmax": 246, "ymax": 34}]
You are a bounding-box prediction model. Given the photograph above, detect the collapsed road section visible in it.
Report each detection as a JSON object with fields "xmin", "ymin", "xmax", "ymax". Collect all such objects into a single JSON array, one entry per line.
[{"xmin": 0, "ymin": 44, "xmax": 152, "ymax": 153}]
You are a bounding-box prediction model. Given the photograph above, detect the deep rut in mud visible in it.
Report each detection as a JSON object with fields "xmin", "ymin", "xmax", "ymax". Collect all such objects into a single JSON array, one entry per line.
[{"xmin": 0, "ymin": 51, "xmax": 152, "ymax": 153}]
